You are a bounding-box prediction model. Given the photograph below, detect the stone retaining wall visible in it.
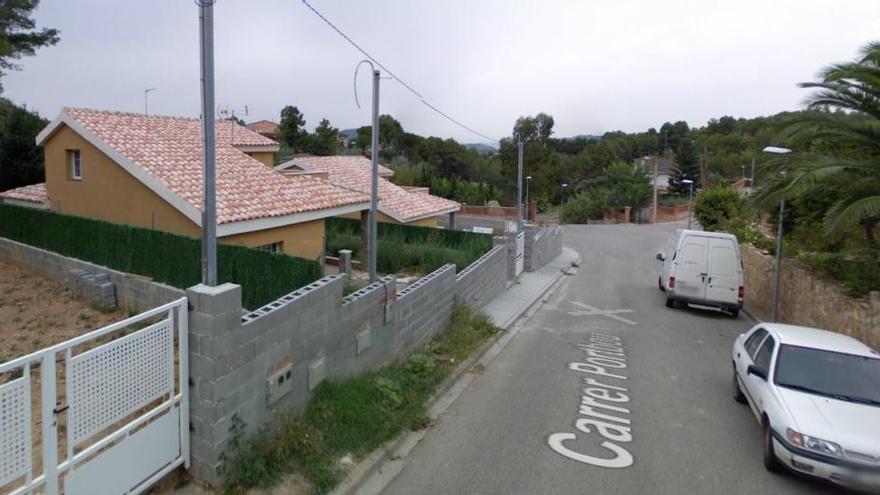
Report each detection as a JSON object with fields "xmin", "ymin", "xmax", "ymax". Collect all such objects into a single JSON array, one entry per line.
[
  {"xmin": 741, "ymin": 243, "xmax": 880, "ymax": 350},
  {"xmin": 0, "ymin": 236, "xmax": 184, "ymax": 313}
]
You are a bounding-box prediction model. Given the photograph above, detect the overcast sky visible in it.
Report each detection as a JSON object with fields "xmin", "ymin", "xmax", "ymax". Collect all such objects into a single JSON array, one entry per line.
[{"xmin": 5, "ymin": 1, "xmax": 879, "ymax": 143}]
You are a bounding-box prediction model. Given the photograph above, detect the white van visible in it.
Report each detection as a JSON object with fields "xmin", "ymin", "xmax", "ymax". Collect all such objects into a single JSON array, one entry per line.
[{"xmin": 656, "ymin": 229, "xmax": 744, "ymax": 317}]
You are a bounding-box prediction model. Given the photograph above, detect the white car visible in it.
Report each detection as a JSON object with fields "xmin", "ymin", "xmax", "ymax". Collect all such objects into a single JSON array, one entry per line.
[{"xmin": 732, "ymin": 323, "xmax": 880, "ymax": 491}]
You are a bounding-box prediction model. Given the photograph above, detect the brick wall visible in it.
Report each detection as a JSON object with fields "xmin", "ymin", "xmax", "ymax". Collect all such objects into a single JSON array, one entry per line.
[
  {"xmin": 0, "ymin": 236, "xmax": 184, "ymax": 313},
  {"xmin": 459, "ymin": 205, "xmax": 521, "ymax": 218},
  {"xmin": 524, "ymin": 225, "xmax": 563, "ymax": 272},
  {"xmin": 454, "ymin": 245, "xmax": 507, "ymax": 309},
  {"xmin": 741, "ymin": 244, "xmax": 880, "ymax": 350},
  {"xmin": 187, "ymin": 263, "xmax": 462, "ymax": 484}
]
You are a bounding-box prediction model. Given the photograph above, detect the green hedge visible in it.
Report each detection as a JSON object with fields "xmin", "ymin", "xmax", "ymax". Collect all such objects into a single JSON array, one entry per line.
[
  {"xmin": 326, "ymin": 217, "xmax": 491, "ymax": 248},
  {"xmin": 0, "ymin": 204, "xmax": 321, "ymax": 309},
  {"xmin": 326, "ymin": 217, "xmax": 492, "ymax": 274}
]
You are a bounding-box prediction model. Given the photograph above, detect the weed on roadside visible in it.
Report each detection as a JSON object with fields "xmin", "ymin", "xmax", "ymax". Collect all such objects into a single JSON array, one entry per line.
[{"xmin": 220, "ymin": 305, "xmax": 499, "ymax": 495}]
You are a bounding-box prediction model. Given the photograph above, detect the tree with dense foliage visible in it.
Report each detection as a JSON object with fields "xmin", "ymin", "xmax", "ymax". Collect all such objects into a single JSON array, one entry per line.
[
  {"xmin": 0, "ymin": 0, "xmax": 59, "ymax": 92},
  {"xmin": 693, "ymin": 186, "xmax": 746, "ymax": 231},
  {"xmin": 306, "ymin": 118, "xmax": 339, "ymax": 156},
  {"xmin": 0, "ymin": 98, "xmax": 46, "ymax": 191},
  {"xmin": 279, "ymin": 105, "xmax": 307, "ymax": 152},
  {"xmin": 752, "ymin": 41, "xmax": 880, "ymax": 251}
]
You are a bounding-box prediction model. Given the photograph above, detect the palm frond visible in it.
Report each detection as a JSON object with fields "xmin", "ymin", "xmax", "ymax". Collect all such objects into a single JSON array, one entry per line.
[{"xmin": 824, "ymin": 195, "xmax": 880, "ymax": 236}]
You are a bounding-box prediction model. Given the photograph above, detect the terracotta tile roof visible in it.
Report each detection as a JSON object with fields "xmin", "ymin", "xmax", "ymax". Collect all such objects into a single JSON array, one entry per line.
[
  {"xmin": 47, "ymin": 108, "xmax": 368, "ymax": 226},
  {"xmin": 285, "ymin": 156, "xmax": 459, "ymax": 223},
  {"xmin": 246, "ymin": 120, "xmax": 280, "ymax": 135},
  {"xmin": 0, "ymin": 183, "xmax": 47, "ymax": 204}
]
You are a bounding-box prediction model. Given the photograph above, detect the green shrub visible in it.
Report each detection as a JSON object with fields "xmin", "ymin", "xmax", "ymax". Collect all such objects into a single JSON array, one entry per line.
[
  {"xmin": 798, "ymin": 252, "xmax": 880, "ymax": 297},
  {"xmin": 0, "ymin": 204, "xmax": 321, "ymax": 309},
  {"xmin": 325, "ymin": 217, "xmax": 492, "ymax": 274},
  {"xmin": 562, "ymin": 189, "xmax": 606, "ymax": 223},
  {"xmin": 693, "ymin": 186, "xmax": 745, "ymax": 231}
]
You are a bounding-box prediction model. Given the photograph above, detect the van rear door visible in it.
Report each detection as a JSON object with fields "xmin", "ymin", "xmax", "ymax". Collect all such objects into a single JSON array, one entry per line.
[
  {"xmin": 674, "ymin": 235, "xmax": 709, "ymax": 300},
  {"xmin": 705, "ymin": 237, "xmax": 740, "ymax": 305}
]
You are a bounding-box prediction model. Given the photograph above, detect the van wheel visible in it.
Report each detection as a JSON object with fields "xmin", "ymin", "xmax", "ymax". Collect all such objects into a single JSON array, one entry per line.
[
  {"xmin": 665, "ymin": 297, "xmax": 675, "ymax": 308},
  {"xmin": 729, "ymin": 308, "xmax": 740, "ymax": 318},
  {"xmin": 658, "ymin": 277, "xmax": 665, "ymax": 291}
]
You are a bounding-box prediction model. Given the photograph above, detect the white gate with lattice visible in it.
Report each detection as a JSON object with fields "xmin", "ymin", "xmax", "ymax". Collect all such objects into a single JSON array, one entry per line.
[{"xmin": 0, "ymin": 298, "xmax": 189, "ymax": 495}]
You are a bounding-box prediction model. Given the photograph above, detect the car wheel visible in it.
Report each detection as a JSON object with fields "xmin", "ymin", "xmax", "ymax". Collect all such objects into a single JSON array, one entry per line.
[
  {"xmin": 665, "ymin": 297, "xmax": 675, "ymax": 308},
  {"xmin": 658, "ymin": 276, "xmax": 665, "ymax": 291},
  {"xmin": 729, "ymin": 308, "xmax": 740, "ymax": 318},
  {"xmin": 763, "ymin": 420, "xmax": 782, "ymax": 473},
  {"xmin": 733, "ymin": 371, "xmax": 746, "ymax": 404}
]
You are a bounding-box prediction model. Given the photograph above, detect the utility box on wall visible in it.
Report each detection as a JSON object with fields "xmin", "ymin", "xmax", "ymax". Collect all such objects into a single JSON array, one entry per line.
[{"xmin": 267, "ymin": 362, "xmax": 294, "ymax": 405}]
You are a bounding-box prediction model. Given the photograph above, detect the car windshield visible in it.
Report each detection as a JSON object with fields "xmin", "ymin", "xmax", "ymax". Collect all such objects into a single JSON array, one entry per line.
[{"xmin": 775, "ymin": 345, "xmax": 880, "ymax": 406}]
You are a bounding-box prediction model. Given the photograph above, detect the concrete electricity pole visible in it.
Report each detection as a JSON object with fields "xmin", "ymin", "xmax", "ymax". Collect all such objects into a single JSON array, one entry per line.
[
  {"xmin": 198, "ymin": 0, "xmax": 217, "ymax": 286},
  {"xmin": 369, "ymin": 69, "xmax": 380, "ymax": 283},
  {"xmin": 652, "ymin": 155, "xmax": 659, "ymax": 223},
  {"xmin": 517, "ymin": 141, "xmax": 524, "ymax": 226}
]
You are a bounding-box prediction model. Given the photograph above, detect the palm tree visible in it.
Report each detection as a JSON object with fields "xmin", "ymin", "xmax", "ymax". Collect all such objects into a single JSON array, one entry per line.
[{"xmin": 752, "ymin": 41, "xmax": 880, "ymax": 251}]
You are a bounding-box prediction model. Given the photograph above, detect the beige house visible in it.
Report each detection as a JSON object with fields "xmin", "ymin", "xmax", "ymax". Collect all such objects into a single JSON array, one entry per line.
[{"xmin": 1, "ymin": 108, "xmax": 370, "ymax": 260}]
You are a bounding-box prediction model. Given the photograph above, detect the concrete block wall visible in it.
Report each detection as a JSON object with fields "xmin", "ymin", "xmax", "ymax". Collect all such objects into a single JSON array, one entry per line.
[
  {"xmin": 0, "ymin": 236, "xmax": 185, "ymax": 312},
  {"xmin": 187, "ymin": 263, "xmax": 458, "ymax": 485},
  {"xmin": 454, "ymin": 245, "xmax": 507, "ymax": 309},
  {"xmin": 66, "ymin": 269, "xmax": 117, "ymax": 309},
  {"xmin": 395, "ymin": 264, "xmax": 456, "ymax": 354},
  {"xmin": 524, "ymin": 225, "xmax": 563, "ymax": 272}
]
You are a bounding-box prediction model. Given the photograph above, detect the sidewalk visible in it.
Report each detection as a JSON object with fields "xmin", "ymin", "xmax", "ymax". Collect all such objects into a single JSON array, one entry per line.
[{"xmin": 484, "ymin": 246, "xmax": 580, "ymax": 329}]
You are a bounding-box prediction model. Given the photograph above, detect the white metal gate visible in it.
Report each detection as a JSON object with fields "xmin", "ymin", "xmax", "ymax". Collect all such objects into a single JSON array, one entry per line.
[{"xmin": 0, "ymin": 298, "xmax": 189, "ymax": 495}]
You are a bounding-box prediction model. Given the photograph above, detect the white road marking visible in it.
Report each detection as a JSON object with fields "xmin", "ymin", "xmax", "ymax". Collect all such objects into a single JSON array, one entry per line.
[
  {"xmin": 567, "ymin": 301, "xmax": 638, "ymax": 326},
  {"xmin": 547, "ymin": 333, "xmax": 635, "ymax": 469}
]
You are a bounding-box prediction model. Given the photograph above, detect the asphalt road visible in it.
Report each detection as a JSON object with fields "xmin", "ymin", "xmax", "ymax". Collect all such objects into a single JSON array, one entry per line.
[{"xmin": 381, "ymin": 222, "xmax": 841, "ymax": 495}]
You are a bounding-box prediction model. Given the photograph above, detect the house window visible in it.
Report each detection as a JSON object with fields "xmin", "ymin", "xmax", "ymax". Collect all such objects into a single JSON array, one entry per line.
[
  {"xmin": 257, "ymin": 241, "xmax": 283, "ymax": 254},
  {"xmin": 69, "ymin": 150, "xmax": 82, "ymax": 180}
]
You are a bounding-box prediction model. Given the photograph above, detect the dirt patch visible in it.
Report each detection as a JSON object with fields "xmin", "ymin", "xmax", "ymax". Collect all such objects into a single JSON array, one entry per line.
[{"xmin": 0, "ymin": 260, "xmax": 128, "ymax": 363}]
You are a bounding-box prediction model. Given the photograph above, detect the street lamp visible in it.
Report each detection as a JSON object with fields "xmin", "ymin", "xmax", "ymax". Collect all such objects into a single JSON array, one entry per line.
[
  {"xmin": 144, "ymin": 88, "xmax": 156, "ymax": 116},
  {"xmin": 682, "ymin": 179, "xmax": 694, "ymax": 229},
  {"xmin": 525, "ymin": 176, "xmax": 533, "ymax": 222},
  {"xmin": 763, "ymin": 145, "xmax": 792, "ymax": 322},
  {"xmin": 559, "ymin": 183, "xmax": 568, "ymax": 225}
]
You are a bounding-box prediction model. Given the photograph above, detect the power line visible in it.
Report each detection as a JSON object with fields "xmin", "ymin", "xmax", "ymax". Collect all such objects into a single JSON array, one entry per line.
[{"xmin": 301, "ymin": 0, "xmax": 500, "ymax": 143}]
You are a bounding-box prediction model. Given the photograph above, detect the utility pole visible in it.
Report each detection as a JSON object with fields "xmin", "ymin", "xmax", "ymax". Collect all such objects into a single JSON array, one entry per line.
[
  {"xmin": 144, "ymin": 88, "xmax": 156, "ymax": 116},
  {"xmin": 652, "ymin": 155, "xmax": 659, "ymax": 224},
  {"xmin": 198, "ymin": 0, "xmax": 217, "ymax": 286},
  {"xmin": 701, "ymin": 144, "xmax": 709, "ymax": 189},
  {"xmin": 368, "ymin": 69, "xmax": 380, "ymax": 283},
  {"xmin": 750, "ymin": 157, "xmax": 756, "ymax": 187},
  {"xmin": 517, "ymin": 141, "xmax": 524, "ymax": 227}
]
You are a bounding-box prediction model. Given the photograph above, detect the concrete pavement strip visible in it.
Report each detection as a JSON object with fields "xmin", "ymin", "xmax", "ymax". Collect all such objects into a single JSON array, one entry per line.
[{"xmin": 331, "ymin": 248, "xmax": 580, "ymax": 495}]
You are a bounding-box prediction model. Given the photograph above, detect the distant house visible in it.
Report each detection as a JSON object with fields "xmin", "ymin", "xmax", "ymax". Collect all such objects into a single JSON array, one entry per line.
[
  {"xmin": 275, "ymin": 155, "xmax": 460, "ymax": 227},
  {"xmin": 0, "ymin": 108, "xmax": 370, "ymax": 259},
  {"xmin": 246, "ymin": 120, "xmax": 280, "ymax": 141},
  {"xmin": 636, "ymin": 156, "xmax": 679, "ymax": 193},
  {"xmin": 0, "ymin": 183, "xmax": 48, "ymax": 209}
]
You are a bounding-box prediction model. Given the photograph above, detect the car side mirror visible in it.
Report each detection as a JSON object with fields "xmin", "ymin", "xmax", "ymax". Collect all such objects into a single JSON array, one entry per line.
[
  {"xmin": 656, "ymin": 253, "xmax": 665, "ymax": 262},
  {"xmin": 747, "ymin": 364, "xmax": 768, "ymax": 381}
]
